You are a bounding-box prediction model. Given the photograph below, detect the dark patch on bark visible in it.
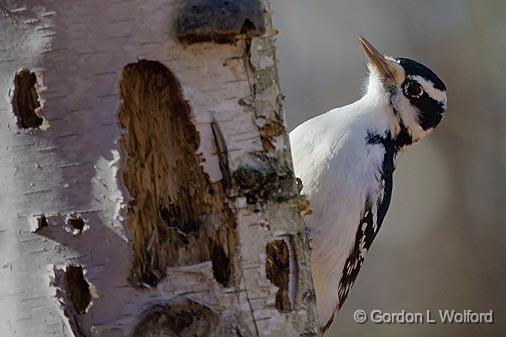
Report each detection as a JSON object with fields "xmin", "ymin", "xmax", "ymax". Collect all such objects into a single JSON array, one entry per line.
[
  {"xmin": 233, "ymin": 153, "xmax": 298, "ymax": 205},
  {"xmin": 258, "ymin": 118, "xmax": 286, "ymax": 151},
  {"xmin": 211, "ymin": 241, "xmax": 231, "ymax": 286},
  {"xmin": 52, "ymin": 266, "xmax": 88, "ymax": 337},
  {"xmin": 160, "ymin": 204, "xmax": 200, "ymax": 234},
  {"xmin": 266, "ymin": 239, "xmax": 292, "ymax": 312},
  {"xmin": 34, "ymin": 214, "xmax": 48, "ymax": 232},
  {"xmin": 176, "ymin": 0, "xmax": 265, "ymax": 44},
  {"xmin": 295, "ymin": 177, "xmax": 304, "ymax": 194},
  {"xmin": 132, "ymin": 302, "xmax": 219, "ymax": 337},
  {"xmin": 211, "ymin": 117, "xmax": 231, "ymax": 187},
  {"xmin": 67, "ymin": 215, "xmax": 85, "ymax": 233},
  {"xmin": 119, "ymin": 60, "xmax": 236, "ymax": 287},
  {"xmin": 12, "ymin": 69, "xmax": 43, "ymax": 128},
  {"xmin": 65, "ymin": 265, "xmax": 91, "ymax": 315}
]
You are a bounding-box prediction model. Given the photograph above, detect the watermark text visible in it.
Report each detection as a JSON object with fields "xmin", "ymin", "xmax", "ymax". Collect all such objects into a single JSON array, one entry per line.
[{"xmin": 353, "ymin": 309, "xmax": 494, "ymax": 324}]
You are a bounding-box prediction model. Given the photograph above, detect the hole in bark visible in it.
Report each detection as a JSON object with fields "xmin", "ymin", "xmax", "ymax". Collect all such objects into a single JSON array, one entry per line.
[
  {"xmin": 211, "ymin": 242, "xmax": 230, "ymax": 286},
  {"xmin": 32, "ymin": 214, "xmax": 48, "ymax": 232},
  {"xmin": 12, "ymin": 69, "xmax": 44, "ymax": 129},
  {"xmin": 132, "ymin": 301, "xmax": 219, "ymax": 337},
  {"xmin": 67, "ymin": 215, "xmax": 85, "ymax": 232},
  {"xmin": 266, "ymin": 239, "xmax": 293, "ymax": 312},
  {"xmin": 119, "ymin": 60, "xmax": 236, "ymax": 287},
  {"xmin": 65, "ymin": 265, "xmax": 91, "ymax": 314}
]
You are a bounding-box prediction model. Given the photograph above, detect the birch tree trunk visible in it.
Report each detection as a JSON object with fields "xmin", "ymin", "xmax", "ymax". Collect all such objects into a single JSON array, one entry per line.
[{"xmin": 0, "ymin": 1, "xmax": 319, "ymax": 336}]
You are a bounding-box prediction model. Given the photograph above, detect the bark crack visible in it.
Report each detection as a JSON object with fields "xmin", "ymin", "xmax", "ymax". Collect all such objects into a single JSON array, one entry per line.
[{"xmin": 243, "ymin": 284, "xmax": 260, "ymax": 337}]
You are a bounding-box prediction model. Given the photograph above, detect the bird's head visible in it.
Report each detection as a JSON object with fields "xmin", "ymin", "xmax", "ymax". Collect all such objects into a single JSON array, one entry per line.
[{"xmin": 358, "ymin": 36, "xmax": 447, "ymax": 144}]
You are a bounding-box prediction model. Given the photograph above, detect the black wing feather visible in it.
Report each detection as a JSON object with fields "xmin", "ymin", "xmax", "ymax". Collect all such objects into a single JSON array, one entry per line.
[{"xmin": 322, "ymin": 131, "xmax": 396, "ymax": 333}]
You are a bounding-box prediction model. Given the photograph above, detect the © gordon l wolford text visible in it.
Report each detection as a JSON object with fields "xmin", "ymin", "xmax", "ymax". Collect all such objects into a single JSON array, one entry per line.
[{"xmin": 353, "ymin": 309, "xmax": 494, "ymax": 324}]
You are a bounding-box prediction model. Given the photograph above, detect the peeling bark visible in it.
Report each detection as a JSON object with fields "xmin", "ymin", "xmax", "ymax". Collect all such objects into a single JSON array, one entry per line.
[
  {"xmin": 118, "ymin": 60, "xmax": 236, "ymax": 288},
  {"xmin": 266, "ymin": 239, "xmax": 292, "ymax": 312}
]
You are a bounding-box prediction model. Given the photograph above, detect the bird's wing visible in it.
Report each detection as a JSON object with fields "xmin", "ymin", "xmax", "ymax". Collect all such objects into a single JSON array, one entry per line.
[{"xmin": 323, "ymin": 147, "xmax": 395, "ymax": 333}]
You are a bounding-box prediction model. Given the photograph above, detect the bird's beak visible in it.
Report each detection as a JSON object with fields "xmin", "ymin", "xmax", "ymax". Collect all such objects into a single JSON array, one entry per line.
[{"xmin": 358, "ymin": 36, "xmax": 394, "ymax": 80}]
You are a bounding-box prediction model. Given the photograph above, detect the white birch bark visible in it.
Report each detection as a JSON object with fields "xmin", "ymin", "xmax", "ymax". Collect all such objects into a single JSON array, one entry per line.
[{"xmin": 0, "ymin": 1, "xmax": 319, "ymax": 336}]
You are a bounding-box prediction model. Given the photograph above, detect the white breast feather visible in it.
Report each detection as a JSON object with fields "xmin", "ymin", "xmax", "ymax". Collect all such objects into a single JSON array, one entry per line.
[{"xmin": 289, "ymin": 92, "xmax": 391, "ymax": 327}]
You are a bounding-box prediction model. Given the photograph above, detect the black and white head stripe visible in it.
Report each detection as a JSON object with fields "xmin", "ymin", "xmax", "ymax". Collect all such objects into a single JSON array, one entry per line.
[
  {"xmin": 397, "ymin": 58, "xmax": 447, "ymax": 130},
  {"xmin": 397, "ymin": 58, "xmax": 446, "ymax": 91}
]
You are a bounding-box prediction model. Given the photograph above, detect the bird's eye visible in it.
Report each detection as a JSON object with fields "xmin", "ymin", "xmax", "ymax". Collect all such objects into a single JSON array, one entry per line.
[{"xmin": 404, "ymin": 81, "xmax": 423, "ymax": 98}]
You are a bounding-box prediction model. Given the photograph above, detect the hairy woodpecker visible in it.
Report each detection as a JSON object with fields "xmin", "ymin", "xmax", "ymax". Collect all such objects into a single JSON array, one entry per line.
[{"xmin": 289, "ymin": 37, "xmax": 447, "ymax": 332}]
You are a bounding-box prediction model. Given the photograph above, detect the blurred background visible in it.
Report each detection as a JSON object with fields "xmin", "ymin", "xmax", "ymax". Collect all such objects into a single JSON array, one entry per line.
[{"xmin": 271, "ymin": 1, "xmax": 506, "ymax": 336}]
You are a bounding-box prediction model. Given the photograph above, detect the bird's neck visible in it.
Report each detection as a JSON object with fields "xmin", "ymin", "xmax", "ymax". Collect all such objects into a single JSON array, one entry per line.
[{"xmin": 361, "ymin": 74, "xmax": 415, "ymax": 152}]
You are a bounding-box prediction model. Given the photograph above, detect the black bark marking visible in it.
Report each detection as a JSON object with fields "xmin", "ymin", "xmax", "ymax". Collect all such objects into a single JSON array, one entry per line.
[
  {"xmin": 67, "ymin": 215, "xmax": 85, "ymax": 233},
  {"xmin": 233, "ymin": 153, "xmax": 297, "ymax": 205},
  {"xmin": 65, "ymin": 265, "xmax": 91, "ymax": 315},
  {"xmin": 52, "ymin": 266, "xmax": 88, "ymax": 337},
  {"xmin": 211, "ymin": 242, "xmax": 231, "ymax": 286},
  {"xmin": 12, "ymin": 69, "xmax": 43, "ymax": 129},
  {"xmin": 176, "ymin": 0, "xmax": 265, "ymax": 44},
  {"xmin": 33, "ymin": 214, "xmax": 48, "ymax": 232},
  {"xmin": 211, "ymin": 117, "xmax": 231, "ymax": 187}
]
